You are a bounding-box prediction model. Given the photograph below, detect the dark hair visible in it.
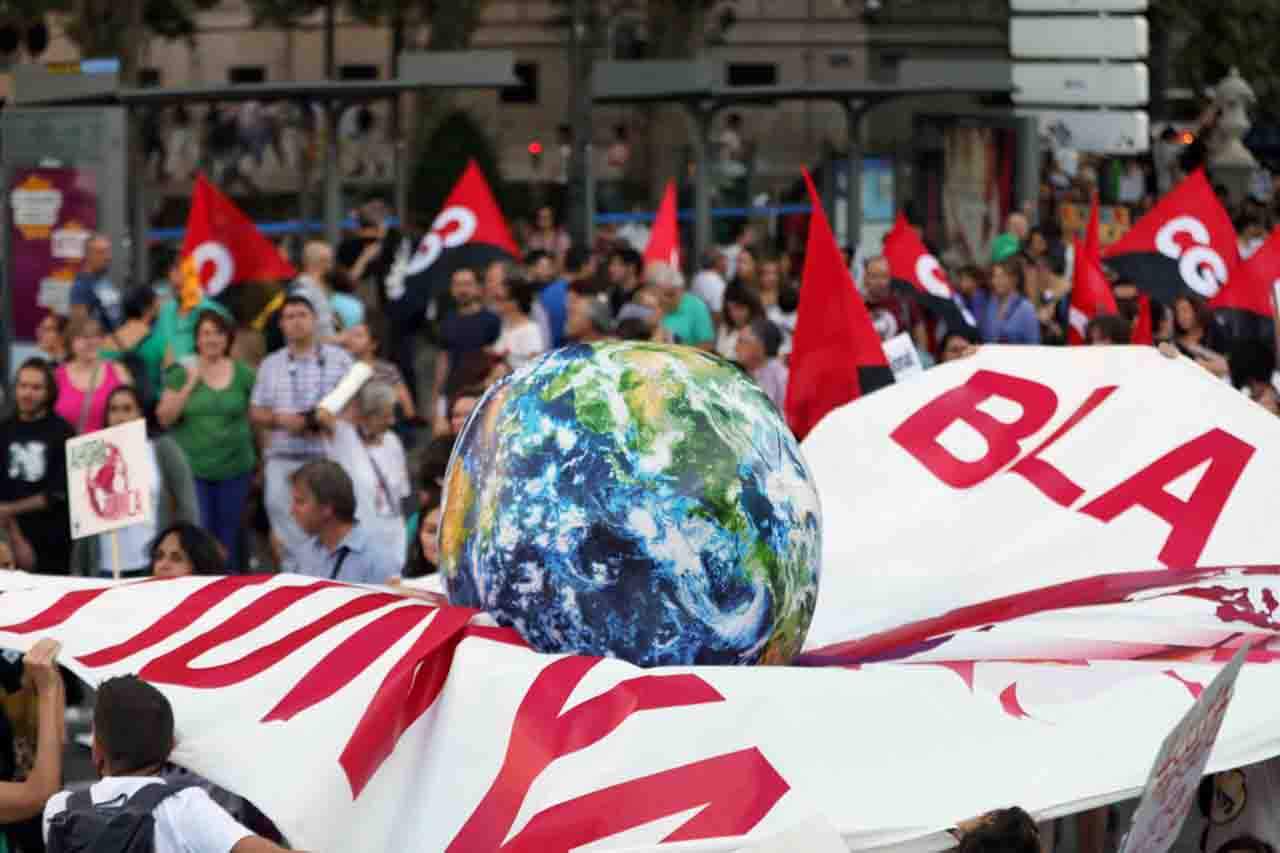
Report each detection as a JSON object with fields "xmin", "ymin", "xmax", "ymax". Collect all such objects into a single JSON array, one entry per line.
[
  {"xmin": 939, "ymin": 328, "xmax": 979, "ymax": 358},
  {"xmin": 123, "ymin": 285, "xmax": 158, "ymax": 322},
  {"xmin": 992, "ymin": 256, "xmax": 1027, "ymax": 297},
  {"xmin": 105, "ymin": 385, "xmax": 160, "ymax": 437},
  {"xmin": 149, "ymin": 521, "xmax": 226, "ymax": 576},
  {"xmin": 722, "ymin": 281, "xmax": 766, "ymax": 329},
  {"xmin": 37, "ymin": 311, "xmax": 68, "ymax": 336},
  {"xmin": 291, "ymin": 460, "xmax": 356, "ymax": 523},
  {"xmin": 1174, "ymin": 294, "xmax": 1216, "ymax": 335},
  {"xmin": 14, "ymin": 357, "xmax": 58, "ymax": 412},
  {"xmin": 616, "ymin": 316, "xmax": 655, "ymax": 341},
  {"xmin": 405, "ymin": 492, "xmax": 442, "ymax": 579},
  {"xmin": 451, "ymin": 266, "xmax": 479, "ymax": 285},
  {"xmin": 956, "ymin": 265, "xmax": 988, "ymax": 289},
  {"xmin": 1229, "ymin": 338, "xmax": 1277, "ymax": 389},
  {"xmin": 777, "ymin": 282, "xmax": 800, "ymax": 314},
  {"xmin": 282, "ymin": 292, "xmax": 316, "ymax": 315},
  {"xmin": 524, "ymin": 249, "xmax": 552, "ymax": 268},
  {"xmin": 956, "ymin": 807, "xmax": 1040, "ymax": 853},
  {"xmin": 609, "ymin": 247, "xmax": 644, "ymax": 277},
  {"xmin": 499, "ymin": 275, "xmax": 536, "ymax": 316},
  {"xmin": 94, "ymin": 676, "xmax": 175, "ymax": 774},
  {"xmin": 748, "ymin": 318, "xmax": 783, "ymax": 359},
  {"xmin": 1086, "ymin": 313, "xmax": 1132, "ymax": 345},
  {"xmin": 565, "ymin": 245, "xmax": 592, "ymax": 277},
  {"xmin": 193, "ymin": 309, "xmax": 235, "ymax": 357}
]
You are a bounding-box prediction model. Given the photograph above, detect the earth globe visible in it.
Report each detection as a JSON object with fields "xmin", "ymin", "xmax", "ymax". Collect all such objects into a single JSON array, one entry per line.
[{"xmin": 440, "ymin": 341, "xmax": 821, "ymax": 666}]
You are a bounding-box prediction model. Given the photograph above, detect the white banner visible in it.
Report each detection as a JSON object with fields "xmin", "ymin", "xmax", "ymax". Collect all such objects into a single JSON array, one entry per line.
[
  {"xmin": 0, "ymin": 347, "xmax": 1278, "ymax": 852},
  {"xmin": 64, "ymin": 419, "xmax": 153, "ymax": 540}
]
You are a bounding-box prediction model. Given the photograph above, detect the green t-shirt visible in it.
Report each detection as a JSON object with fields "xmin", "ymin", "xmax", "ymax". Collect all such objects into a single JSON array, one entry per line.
[
  {"xmin": 164, "ymin": 360, "xmax": 257, "ymax": 481},
  {"xmin": 662, "ymin": 292, "xmax": 715, "ymax": 346},
  {"xmin": 101, "ymin": 329, "xmax": 169, "ymax": 396}
]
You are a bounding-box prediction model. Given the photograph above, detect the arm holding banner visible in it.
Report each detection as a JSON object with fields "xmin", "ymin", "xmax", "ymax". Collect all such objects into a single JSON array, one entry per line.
[{"xmin": 0, "ymin": 639, "xmax": 63, "ymax": 823}]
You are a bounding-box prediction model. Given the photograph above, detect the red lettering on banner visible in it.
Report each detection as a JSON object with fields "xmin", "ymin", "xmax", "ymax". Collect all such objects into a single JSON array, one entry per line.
[
  {"xmin": 1080, "ymin": 429, "xmax": 1254, "ymax": 567},
  {"xmin": 891, "ymin": 370, "xmax": 1058, "ymax": 488},
  {"xmin": 447, "ymin": 656, "xmax": 787, "ymax": 852},
  {"xmin": 1010, "ymin": 386, "xmax": 1117, "ymax": 506}
]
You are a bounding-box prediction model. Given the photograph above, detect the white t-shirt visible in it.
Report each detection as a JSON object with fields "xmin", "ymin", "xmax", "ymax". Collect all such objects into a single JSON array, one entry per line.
[
  {"xmin": 44, "ymin": 776, "xmax": 252, "ymax": 853},
  {"xmin": 327, "ymin": 422, "xmax": 410, "ymax": 577},
  {"xmin": 496, "ymin": 320, "xmax": 545, "ymax": 370},
  {"xmin": 691, "ymin": 270, "xmax": 727, "ymax": 314}
]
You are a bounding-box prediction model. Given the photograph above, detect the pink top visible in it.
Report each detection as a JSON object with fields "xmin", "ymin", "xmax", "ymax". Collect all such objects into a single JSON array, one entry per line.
[{"xmin": 55, "ymin": 361, "xmax": 126, "ymax": 434}]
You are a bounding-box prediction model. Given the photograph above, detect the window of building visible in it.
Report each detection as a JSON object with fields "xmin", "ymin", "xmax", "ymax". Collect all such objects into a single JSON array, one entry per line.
[
  {"xmin": 138, "ymin": 67, "xmax": 161, "ymax": 87},
  {"xmin": 726, "ymin": 63, "xmax": 778, "ymax": 87},
  {"xmin": 228, "ymin": 66, "xmax": 266, "ymax": 85},
  {"xmin": 339, "ymin": 64, "xmax": 379, "ymax": 81},
  {"xmin": 501, "ymin": 62, "xmax": 539, "ymax": 104}
]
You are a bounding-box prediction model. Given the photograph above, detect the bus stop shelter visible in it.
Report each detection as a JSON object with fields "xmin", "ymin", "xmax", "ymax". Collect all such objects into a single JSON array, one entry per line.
[{"xmin": 591, "ymin": 59, "xmax": 1019, "ymax": 263}]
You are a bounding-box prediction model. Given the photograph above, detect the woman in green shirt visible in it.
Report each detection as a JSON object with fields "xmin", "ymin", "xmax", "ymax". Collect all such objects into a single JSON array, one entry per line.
[
  {"xmin": 100, "ymin": 285, "xmax": 168, "ymax": 405},
  {"xmin": 156, "ymin": 309, "xmax": 256, "ymax": 570}
]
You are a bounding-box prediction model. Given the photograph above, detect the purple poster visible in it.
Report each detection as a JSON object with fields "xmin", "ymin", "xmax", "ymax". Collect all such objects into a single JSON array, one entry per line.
[{"xmin": 8, "ymin": 168, "xmax": 99, "ymax": 341}]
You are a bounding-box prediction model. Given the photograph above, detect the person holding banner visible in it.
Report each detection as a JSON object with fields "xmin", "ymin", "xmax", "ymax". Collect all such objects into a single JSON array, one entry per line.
[
  {"xmin": 289, "ymin": 459, "xmax": 399, "ymax": 584},
  {"xmin": 148, "ymin": 522, "xmax": 226, "ymax": 578},
  {"xmin": 0, "ymin": 360, "xmax": 75, "ymax": 575},
  {"xmin": 0, "ymin": 639, "xmax": 64, "ymax": 826},
  {"xmin": 249, "ymin": 294, "xmax": 353, "ymax": 572},
  {"xmin": 1172, "ymin": 295, "xmax": 1230, "ymax": 379}
]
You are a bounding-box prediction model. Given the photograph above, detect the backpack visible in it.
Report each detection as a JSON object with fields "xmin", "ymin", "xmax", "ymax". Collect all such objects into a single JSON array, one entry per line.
[{"xmin": 46, "ymin": 782, "xmax": 192, "ymax": 853}]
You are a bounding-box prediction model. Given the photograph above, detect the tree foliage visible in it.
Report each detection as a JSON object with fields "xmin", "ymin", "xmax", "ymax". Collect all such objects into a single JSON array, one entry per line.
[
  {"xmin": 1156, "ymin": 0, "xmax": 1280, "ymax": 117},
  {"xmin": 409, "ymin": 108, "xmax": 503, "ymax": 225}
]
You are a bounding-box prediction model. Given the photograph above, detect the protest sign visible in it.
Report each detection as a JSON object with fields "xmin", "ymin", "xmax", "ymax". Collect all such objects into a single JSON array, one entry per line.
[
  {"xmin": 65, "ymin": 419, "xmax": 153, "ymax": 543},
  {"xmin": 883, "ymin": 333, "xmax": 926, "ymax": 381}
]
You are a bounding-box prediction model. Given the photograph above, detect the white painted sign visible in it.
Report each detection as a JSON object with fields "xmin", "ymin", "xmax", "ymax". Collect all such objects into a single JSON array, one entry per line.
[
  {"xmin": 1120, "ymin": 644, "xmax": 1250, "ymax": 853},
  {"xmin": 65, "ymin": 419, "xmax": 154, "ymax": 540},
  {"xmin": 1017, "ymin": 109, "xmax": 1150, "ymax": 153},
  {"xmin": 1012, "ymin": 16, "xmax": 1147, "ymax": 59},
  {"xmin": 883, "ymin": 333, "xmax": 925, "ymax": 381},
  {"xmin": 1014, "ymin": 62, "xmax": 1148, "ymax": 106},
  {"xmin": 1012, "ymin": 0, "xmax": 1146, "ymax": 9}
]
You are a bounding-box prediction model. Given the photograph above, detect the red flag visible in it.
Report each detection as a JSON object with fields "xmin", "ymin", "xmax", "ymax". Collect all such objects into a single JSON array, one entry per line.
[
  {"xmin": 882, "ymin": 213, "xmax": 980, "ymax": 335},
  {"xmin": 180, "ymin": 173, "xmax": 296, "ymax": 297},
  {"xmin": 643, "ymin": 181, "xmax": 681, "ymax": 272},
  {"xmin": 1103, "ymin": 169, "xmax": 1238, "ymax": 305},
  {"xmin": 395, "ymin": 160, "xmax": 519, "ymax": 319},
  {"xmin": 1215, "ymin": 224, "xmax": 1280, "ymax": 317},
  {"xmin": 1067, "ymin": 196, "xmax": 1118, "ymax": 345},
  {"xmin": 784, "ymin": 170, "xmax": 892, "ymax": 441},
  {"xmin": 1131, "ymin": 295, "xmax": 1154, "ymax": 345}
]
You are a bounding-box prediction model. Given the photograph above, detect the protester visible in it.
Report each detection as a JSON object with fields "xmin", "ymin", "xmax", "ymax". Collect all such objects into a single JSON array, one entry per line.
[
  {"xmin": 863, "ymin": 256, "xmax": 927, "ymax": 347},
  {"xmin": 0, "ymin": 639, "xmax": 63, "ymax": 824},
  {"xmin": 690, "ymin": 248, "xmax": 729, "ymax": 323},
  {"xmin": 153, "ymin": 250, "xmax": 235, "ymax": 362},
  {"xmin": 432, "ymin": 268, "xmax": 501, "ymax": 437},
  {"xmin": 33, "ymin": 312, "xmax": 68, "ymax": 365},
  {"xmin": 73, "ymin": 386, "xmax": 199, "ymax": 578},
  {"xmin": 0, "ymin": 360, "xmax": 74, "ymax": 575},
  {"xmin": 55, "ymin": 315, "xmax": 133, "ymax": 434},
  {"xmin": 405, "ymin": 493, "xmax": 442, "ymax": 579},
  {"xmin": 1172, "ymin": 294, "xmax": 1230, "ymax": 378},
  {"xmin": 606, "ymin": 246, "xmax": 645, "ymax": 316},
  {"xmin": 650, "ymin": 263, "xmax": 714, "ymax": 349},
  {"xmin": 1086, "ymin": 314, "xmax": 1132, "ymax": 346},
  {"xmin": 735, "ymin": 319, "xmax": 788, "ymax": 408},
  {"xmin": 249, "ymin": 294, "xmax": 353, "ymax": 571},
  {"xmin": 100, "ymin": 284, "xmax": 167, "ymax": 405},
  {"xmin": 526, "ymin": 205, "xmax": 571, "ymax": 270},
  {"xmin": 290, "ymin": 241, "xmax": 341, "ymax": 341},
  {"xmin": 289, "ymin": 459, "xmax": 399, "ymax": 584},
  {"xmin": 160, "ymin": 310, "xmax": 257, "ymax": 570},
  {"xmin": 342, "ymin": 320, "xmax": 417, "ymax": 421},
  {"xmin": 69, "ymin": 234, "xmax": 123, "ymax": 333},
  {"xmin": 717, "ymin": 281, "xmax": 767, "ymax": 360},
  {"xmin": 565, "ymin": 282, "xmax": 615, "ymax": 344},
  {"xmin": 953, "ymin": 807, "xmax": 1041, "ymax": 853},
  {"xmin": 149, "ymin": 522, "xmax": 227, "ymax": 577},
  {"xmin": 325, "ymin": 382, "xmax": 411, "ymax": 576},
  {"xmin": 43, "ymin": 675, "xmax": 296, "ymax": 852},
  {"xmin": 979, "ymin": 258, "xmax": 1040, "ymax": 345},
  {"xmin": 492, "ymin": 275, "xmax": 545, "ymax": 370},
  {"xmin": 938, "ymin": 330, "xmax": 979, "ymax": 364}
]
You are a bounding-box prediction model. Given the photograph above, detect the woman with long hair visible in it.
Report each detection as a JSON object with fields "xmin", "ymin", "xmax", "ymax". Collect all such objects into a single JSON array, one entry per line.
[
  {"xmin": 716, "ymin": 281, "xmax": 766, "ymax": 360},
  {"xmin": 54, "ymin": 315, "xmax": 132, "ymax": 434},
  {"xmin": 1172, "ymin": 294, "xmax": 1230, "ymax": 378},
  {"xmin": 978, "ymin": 257, "xmax": 1040, "ymax": 345},
  {"xmin": 148, "ymin": 521, "xmax": 226, "ymax": 577}
]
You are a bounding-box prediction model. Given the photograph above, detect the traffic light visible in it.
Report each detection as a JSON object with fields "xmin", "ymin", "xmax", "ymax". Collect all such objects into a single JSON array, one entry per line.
[{"xmin": 528, "ymin": 140, "xmax": 544, "ymax": 173}]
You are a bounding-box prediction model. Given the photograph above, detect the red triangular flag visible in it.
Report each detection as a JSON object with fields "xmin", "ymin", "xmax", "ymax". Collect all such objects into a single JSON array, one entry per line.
[
  {"xmin": 643, "ymin": 182, "xmax": 681, "ymax": 272},
  {"xmin": 1067, "ymin": 195, "xmax": 1118, "ymax": 345},
  {"xmin": 180, "ymin": 173, "xmax": 296, "ymax": 296},
  {"xmin": 396, "ymin": 160, "xmax": 519, "ymax": 318},
  {"xmin": 784, "ymin": 170, "xmax": 892, "ymax": 441},
  {"xmin": 1213, "ymin": 224, "xmax": 1280, "ymax": 317},
  {"xmin": 1103, "ymin": 169, "xmax": 1238, "ymax": 305},
  {"xmin": 1131, "ymin": 295, "xmax": 1153, "ymax": 345},
  {"xmin": 882, "ymin": 212, "xmax": 979, "ymax": 335}
]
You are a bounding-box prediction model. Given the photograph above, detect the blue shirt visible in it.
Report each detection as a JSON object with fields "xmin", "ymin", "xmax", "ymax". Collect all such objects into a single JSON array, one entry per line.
[
  {"xmin": 331, "ymin": 291, "xmax": 365, "ymax": 331},
  {"xmin": 70, "ymin": 271, "xmax": 124, "ymax": 331},
  {"xmin": 539, "ymin": 279, "xmax": 569, "ymax": 349},
  {"xmin": 295, "ymin": 523, "xmax": 399, "ymax": 585},
  {"xmin": 980, "ymin": 294, "xmax": 1041, "ymax": 345}
]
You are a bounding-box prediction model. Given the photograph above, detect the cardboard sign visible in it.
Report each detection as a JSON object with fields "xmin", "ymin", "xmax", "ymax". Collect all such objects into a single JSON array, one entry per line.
[
  {"xmin": 1119, "ymin": 643, "xmax": 1251, "ymax": 853},
  {"xmin": 883, "ymin": 333, "xmax": 925, "ymax": 381},
  {"xmin": 65, "ymin": 419, "xmax": 154, "ymax": 540}
]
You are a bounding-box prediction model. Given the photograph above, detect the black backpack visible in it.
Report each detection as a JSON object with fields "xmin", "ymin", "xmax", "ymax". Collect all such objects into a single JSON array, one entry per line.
[{"xmin": 46, "ymin": 782, "xmax": 192, "ymax": 853}]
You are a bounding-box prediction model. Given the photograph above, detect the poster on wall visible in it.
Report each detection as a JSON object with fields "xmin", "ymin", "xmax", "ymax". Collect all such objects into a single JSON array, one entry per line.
[{"xmin": 7, "ymin": 168, "xmax": 98, "ymax": 341}]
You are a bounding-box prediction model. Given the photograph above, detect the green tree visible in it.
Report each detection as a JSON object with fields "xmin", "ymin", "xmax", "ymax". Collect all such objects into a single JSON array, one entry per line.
[
  {"xmin": 1155, "ymin": 0, "xmax": 1280, "ymax": 117},
  {"xmin": 408, "ymin": 107, "xmax": 503, "ymax": 226}
]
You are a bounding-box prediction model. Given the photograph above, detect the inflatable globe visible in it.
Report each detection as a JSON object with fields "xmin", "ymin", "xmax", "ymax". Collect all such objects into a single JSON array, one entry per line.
[{"xmin": 440, "ymin": 341, "xmax": 821, "ymax": 666}]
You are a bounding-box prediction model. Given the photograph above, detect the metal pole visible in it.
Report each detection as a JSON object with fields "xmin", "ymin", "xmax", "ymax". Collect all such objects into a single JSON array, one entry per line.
[
  {"xmin": 844, "ymin": 101, "xmax": 864, "ymax": 251},
  {"xmin": 565, "ymin": 0, "xmax": 592, "ymax": 250},
  {"xmin": 324, "ymin": 102, "xmax": 342, "ymax": 248},
  {"xmin": 688, "ymin": 104, "xmax": 713, "ymax": 267}
]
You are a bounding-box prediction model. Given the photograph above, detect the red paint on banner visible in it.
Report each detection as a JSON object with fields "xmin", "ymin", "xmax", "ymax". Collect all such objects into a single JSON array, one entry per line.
[
  {"xmin": 447, "ymin": 655, "xmax": 786, "ymax": 851},
  {"xmin": 1163, "ymin": 670, "xmax": 1205, "ymax": 699},
  {"xmin": 999, "ymin": 683, "xmax": 1032, "ymax": 720},
  {"xmin": 0, "ymin": 587, "xmax": 114, "ymax": 633},
  {"xmin": 1010, "ymin": 385, "xmax": 1117, "ymax": 506}
]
